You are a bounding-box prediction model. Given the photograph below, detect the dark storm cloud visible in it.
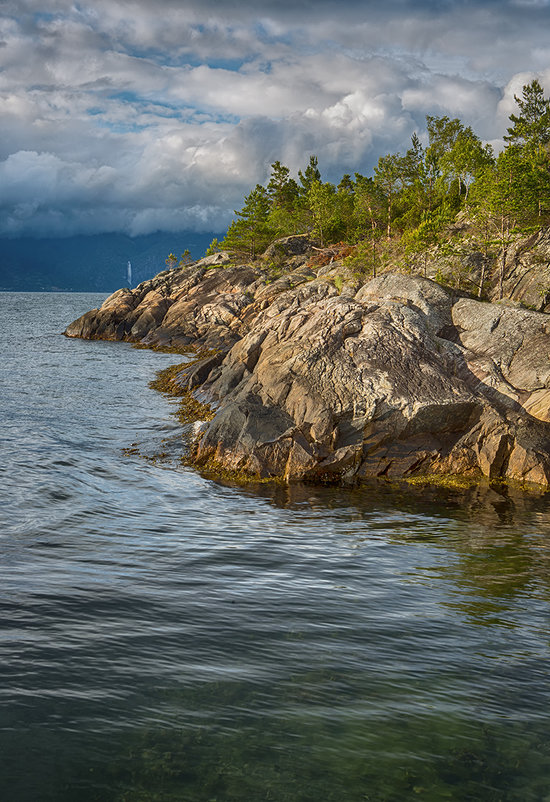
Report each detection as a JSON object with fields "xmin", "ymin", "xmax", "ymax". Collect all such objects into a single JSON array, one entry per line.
[{"xmin": 1, "ymin": 0, "xmax": 549, "ymax": 236}]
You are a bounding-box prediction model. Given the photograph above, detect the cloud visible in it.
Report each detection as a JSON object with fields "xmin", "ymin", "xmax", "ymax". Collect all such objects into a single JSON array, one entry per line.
[{"xmin": 1, "ymin": 0, "xmax": 550, "ymax": 237}]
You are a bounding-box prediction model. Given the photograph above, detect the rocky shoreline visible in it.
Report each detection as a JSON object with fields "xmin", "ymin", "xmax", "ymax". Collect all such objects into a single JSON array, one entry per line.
[{"xmin": 65, "ymin": 234, "xmax": 550, "ymax": 489}]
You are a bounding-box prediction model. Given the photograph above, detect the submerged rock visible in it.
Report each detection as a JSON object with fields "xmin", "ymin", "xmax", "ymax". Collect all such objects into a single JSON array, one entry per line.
[{"xmin": 65, "ymin": 237, "xmax": 550, "ymax": 488}]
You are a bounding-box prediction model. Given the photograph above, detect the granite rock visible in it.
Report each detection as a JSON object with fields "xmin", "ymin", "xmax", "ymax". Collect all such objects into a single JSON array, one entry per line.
[{"xmin": 65, "ymin": 238, "xmax": 550, "ymax": 487}]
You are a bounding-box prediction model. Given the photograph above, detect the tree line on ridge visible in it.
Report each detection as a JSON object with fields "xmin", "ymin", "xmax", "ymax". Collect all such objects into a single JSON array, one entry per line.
[{"xmin": 175, "ymin": 80, "xmax": 550, "ymax": 286}]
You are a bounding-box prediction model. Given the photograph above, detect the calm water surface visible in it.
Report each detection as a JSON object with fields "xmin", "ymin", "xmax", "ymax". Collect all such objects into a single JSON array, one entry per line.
[{"xmin": 1, "ymin": 292, "xmax": 550, "ymax": 801}]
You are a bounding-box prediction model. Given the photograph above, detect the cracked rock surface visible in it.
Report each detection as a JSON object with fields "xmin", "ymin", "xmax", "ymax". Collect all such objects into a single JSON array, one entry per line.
[{"xmin": 65, "ymin": 237, "xmax": 550, "ymax": 486}]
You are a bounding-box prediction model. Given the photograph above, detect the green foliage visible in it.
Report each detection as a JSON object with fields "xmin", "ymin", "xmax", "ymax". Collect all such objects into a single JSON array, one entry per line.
[
  {"xmin": 212, "ymin": 79, "xmax": 550, "ymax": 276},
  {"xmin": 343, "ymin": 233, "xmax": 395, "ymax": 279},
  {"xmin": 308, "ymin": 179, "xmax": 338, "ymax": 246},
  {"xmin": 220, "ymin": 184, "xmax": 273, "ymax": 259},
  {"xmin": 298, "ymin": 155, "xmax": 321, "ymax": 196},
  {"xmin": 178, "ymin": 248, "xmax": 192, "ymax": 267},
  {"xmin": 267, "ymin": 160, "xmax": 299, "ymax": 211},
  {"xmin": 374, "ymin": 152, "xmax": 407, "ymax": 238},
  {"xmin": 205, "ymin": 238, "xmax": 220, "ymax": 256},
  {"xmin": 353, "ymin": 174, "xmax": 385, "ymax": 240},
  {"xmin": 402, "ymin": 216, "xmax": 437, "ymax": 260},
  {"xmin": 439, "ymin": 129, "xmax": 493, "ymax": 200},
  {"xmin": 504, "ymin": 78, "xmax": 550, "ymax": 150}
]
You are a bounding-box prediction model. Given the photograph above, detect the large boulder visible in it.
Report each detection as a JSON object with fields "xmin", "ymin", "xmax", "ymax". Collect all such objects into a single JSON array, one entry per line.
[
  {"xmin": 493, "ymin": 228, "xmax": 550, "ymax": 311},
  {"xmin": 64, "ymin": 288, "xmax": 141, "ymax": 340},
  {"xmin": 261, "ymin": 234, "xmax": 317, "ymax": 264},
  {"xmin": 65, "ymin": 262, "xmax": 266, "ymax": 349},
  {"xmin": 181, "ymin": 274, "xmax": 550, "ymax": 485},
  {"xmin": 65, "ymin": 250, "xmax": 550, "ymax": 488}
]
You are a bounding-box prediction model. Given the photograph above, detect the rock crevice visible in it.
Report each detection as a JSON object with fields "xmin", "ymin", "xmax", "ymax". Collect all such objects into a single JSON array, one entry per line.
[{"xmin": 65, "ymin": 235, "xmax": 550, "ymax": 487}]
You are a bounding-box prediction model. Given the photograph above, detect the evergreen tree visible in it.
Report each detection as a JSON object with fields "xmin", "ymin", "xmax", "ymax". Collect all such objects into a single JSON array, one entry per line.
[
  {"xmin": 337, "ymin": 174, "xmax": 354, "ymax": 195},
  {"xmin": 470, "ymin": 148, "xmax": 536, "ymax": 297},
  {"xmin": 205, "ymin": 238, "xmax": 220, "ymax": 256},
  {"xmin": 504, "ymin": 79, "xmax": 550, "ymax": 150},
  {"xmin": 396, "ymin": 133, "xmax": 429, "ymax": 229},
  {"xmin": 267, "ymin": 161, "xmax": 299, "ymax": 210},
  {"xmin": 440, "ymin": 128, "xmax": 493, "ymax": 201},
  {"xmin": 265, "ymin": 161, "xmax": 301, "ymax": 237},
  {"xmin": 373, "ymin": 153, "xmax": 407, "ymax": 238},
  {"xmin": 334, "ymin": 175, "xmax": 356, "ymax": 240},
  {"xmin": 221, "ymin": 184, "xmax": 273, "ymax": 259},
  {"xmin": 179, "ymin": 249, "xmax": 192, "ymax": 266},
  {"xmin": 298, "ymin": 155, "xmax": 321, "ymax": 196},
  {"xmin": 210, "ymin": 87, "xmax": 550, "ymax": 278},
  {"xmin": 353, "ymin": 173, "xmax": 385, "ymax": 239},
  {"xmin": 403, "ymin": 133, "xmax": 426, "ymax": 186},
  {"xmin": 504, "ymin": 79, "xmax": 550, "ymax": 221},
  {"xmin": 307, "ymin": 180, "xmax": 337, "ymax": 246}
]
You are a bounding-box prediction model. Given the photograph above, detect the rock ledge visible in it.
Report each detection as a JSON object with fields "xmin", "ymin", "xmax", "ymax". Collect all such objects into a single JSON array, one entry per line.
[{"xmin": 65, "ymin": 240, "xmax": 550, "ymax": 487}]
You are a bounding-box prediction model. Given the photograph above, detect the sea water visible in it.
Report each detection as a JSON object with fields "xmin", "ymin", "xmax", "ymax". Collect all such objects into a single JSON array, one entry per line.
[{"xmin": 1, "ymin": 292, "xmax": 550, "ymax": 801}]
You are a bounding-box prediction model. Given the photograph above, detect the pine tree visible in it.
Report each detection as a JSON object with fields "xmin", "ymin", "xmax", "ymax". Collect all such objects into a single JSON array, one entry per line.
[
  {"xmin": 298, "ymin": 156, "xmax": 321, "ymax": 196},
  {"xmin": 504, "ymin": 80, "xmax": 550, "ymax": 221},
  {"xmin": 307, "ymin": 180, "xmax": 337, "ymax": 246},
  {"xmin": 265, "ymin": 161, "xmax": 301, "ymax": 237},
  {"xmin": 424, "ymin": 116, "xmax": 465, "ymax": 209},
  {"xmin": 221, "ymin": 185, "xmax": 273, "ymax": 259},
  {"xmin": 353, "ymin": 174, "xmax": 385, "ymax": 239},
  {"xmin": 440, "ymin": 129, "xmax": 494, "ymax": 201},
  {"xmin": 205, "ymin": 238, "xmax": 220, "ymax": 256},
  {"xmin": 504, "ymin": 79, "xmax": 550, "ymax": 150},
  {"xmin": 267, "ymin": 161, "xmax": 299, "ymax": 210},
  {"xmin": 470, "ymin": 148, "xmax": 536, "ymax": 297},
  {"xmin": 210, "ymin": 89, "xmax": 550, "ymax": 280},
  {"xmin": 179, "ymin": 249, "xmax": 192, "ymax": 266},
  {"xmin": 333, "ymin": 175, "xmax": 355, "ymax": 241},
  {"xmin": 373, "ymin": 153, "xmax": 406, "ymax": 238}
]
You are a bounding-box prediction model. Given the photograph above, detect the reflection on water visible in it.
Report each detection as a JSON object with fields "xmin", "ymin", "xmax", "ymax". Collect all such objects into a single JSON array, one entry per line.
[{"xmin": 1, "ymin": 293, "xmax": 550, "ymax": 802}]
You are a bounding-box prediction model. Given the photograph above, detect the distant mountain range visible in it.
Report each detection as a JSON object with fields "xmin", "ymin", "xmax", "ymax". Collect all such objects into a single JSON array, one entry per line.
[{"xmin": 0, "ymin": 231, "xmax": 222, "ymax": 292}]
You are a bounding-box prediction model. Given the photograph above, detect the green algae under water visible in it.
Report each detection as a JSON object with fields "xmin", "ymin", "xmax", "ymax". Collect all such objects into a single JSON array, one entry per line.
[{"xmin": 2, "ymin": 293, "xmax": 550, "ymax": 802}]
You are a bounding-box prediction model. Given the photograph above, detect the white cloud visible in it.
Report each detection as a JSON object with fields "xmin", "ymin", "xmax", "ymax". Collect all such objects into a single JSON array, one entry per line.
[{"xmin": 1, "ymin": 0, "xmax": 550, "ymax": 237}]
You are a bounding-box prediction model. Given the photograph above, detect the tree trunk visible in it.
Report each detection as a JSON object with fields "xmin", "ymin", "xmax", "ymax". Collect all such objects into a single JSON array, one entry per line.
[
  {"xmin": 499, "ymin": 245, "xmax": 507, "ymax": 300},
  {"xmin": 478, "ymin": 260, "xmax": 486, "ymax": 298}
]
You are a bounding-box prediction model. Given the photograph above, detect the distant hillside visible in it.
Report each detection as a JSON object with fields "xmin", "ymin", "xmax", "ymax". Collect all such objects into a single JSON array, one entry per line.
[{"xmin": 0, "ymin": 231, "xmax": 221, "ymax": 292}]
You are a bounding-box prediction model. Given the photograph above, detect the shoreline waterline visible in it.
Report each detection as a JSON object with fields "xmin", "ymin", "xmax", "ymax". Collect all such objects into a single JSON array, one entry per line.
[{"xmin": 2, "ymin": 291, "xmax": 550, "ymax": 801}]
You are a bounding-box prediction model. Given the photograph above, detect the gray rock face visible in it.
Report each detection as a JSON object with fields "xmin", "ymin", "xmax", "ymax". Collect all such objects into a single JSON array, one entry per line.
[
  {"xmin": 65, "ymin": 237, "xmax": 550, "ymax": 487},
  {"xmin": 65, "ymin": 262, "xmax": 265, "ymax": 349},
  {"xmin": 184, "ymin": 274, "xmax": 550, "ymax": 485},
  {"xmin": 495, "ymin": 228, "xmax": 550, "ymax": 311},
  {"xmin": 192, "ymin": 284, "xmax": 479, "ymax": 481},
  {"xmin": 261, "ymin": 233, "xmax": 318, "ymax": 266}
]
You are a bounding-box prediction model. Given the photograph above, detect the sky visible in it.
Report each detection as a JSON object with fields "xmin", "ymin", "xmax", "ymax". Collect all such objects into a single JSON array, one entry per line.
[{"xmin": 2, "ymin": 0, "xmax": 550, "ymax": 240}]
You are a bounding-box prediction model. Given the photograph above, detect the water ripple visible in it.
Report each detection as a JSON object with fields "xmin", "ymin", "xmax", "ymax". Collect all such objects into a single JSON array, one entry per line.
[{"xmin": 2, "ymin": 293, "xmax": 550, "ymax": 801}]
